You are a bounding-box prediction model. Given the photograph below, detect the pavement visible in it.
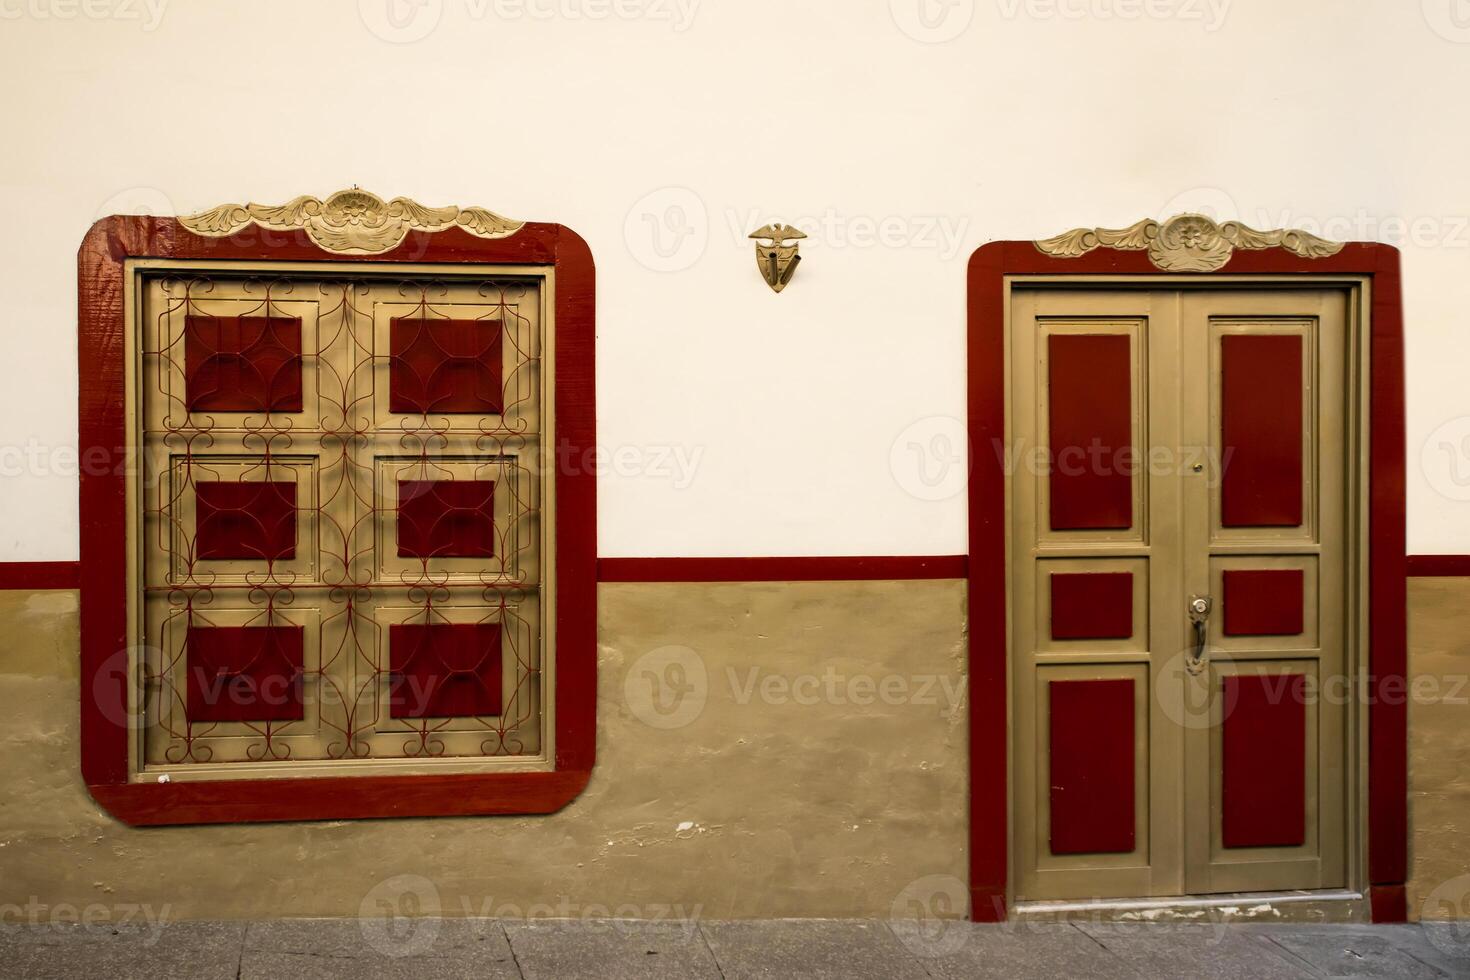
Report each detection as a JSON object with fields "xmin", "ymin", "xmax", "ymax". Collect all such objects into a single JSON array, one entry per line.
[{"xmin": 0, "ymin": 917, "xmax": 1467, "ymax": 979}]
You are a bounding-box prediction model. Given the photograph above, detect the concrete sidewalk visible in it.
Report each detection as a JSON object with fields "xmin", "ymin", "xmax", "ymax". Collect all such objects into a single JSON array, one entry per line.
[{"xmin": 1, "ymin": 917, "xmax": 1467, "ymax": 979}]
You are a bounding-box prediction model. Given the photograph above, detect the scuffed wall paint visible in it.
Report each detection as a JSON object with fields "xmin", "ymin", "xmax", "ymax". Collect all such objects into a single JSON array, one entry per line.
[
  {"xmin": 0, "ymin": 580, "xmax": 968, "ymax": 921},
  {"xmin": 1406, "ymin": 577, "xmax": 1470, "ymax": 921}
]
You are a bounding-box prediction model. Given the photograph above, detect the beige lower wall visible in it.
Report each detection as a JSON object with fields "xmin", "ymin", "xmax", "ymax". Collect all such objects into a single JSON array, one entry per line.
[
  {"xmin": 3, "ymin": 576, "xmax": 1467, "ymax": 921},
  {"xmin": 0, "ymin": 580, "xmax": 969, "ymax": 920},
  {"xmin": 1406, "ymin": 576, "xmax": 1470, "ymax": 921}
]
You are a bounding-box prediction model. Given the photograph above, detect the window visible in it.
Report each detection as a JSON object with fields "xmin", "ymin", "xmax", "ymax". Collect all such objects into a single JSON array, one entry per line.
[{"xmin": 79, "ymin": 194, "xmax": 595, "ymax": 823}]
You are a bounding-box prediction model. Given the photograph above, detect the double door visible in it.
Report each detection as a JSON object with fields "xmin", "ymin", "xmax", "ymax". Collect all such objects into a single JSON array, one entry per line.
[{"xmin": 1011, "ymin": 285, "xmax": 1352, "ymax": 901}]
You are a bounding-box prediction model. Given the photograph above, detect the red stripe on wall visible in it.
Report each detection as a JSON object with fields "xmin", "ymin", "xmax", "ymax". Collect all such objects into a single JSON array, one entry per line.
[
  {"xmin": 1405, "ymin": 555, "xmax": 1470, "ymax": 577},
  {"xmin": 0, "ymin": 561, "xmax": 81, "ymax": 590},
  {"xmin": 597, "ymin": 556, "xmax": 968, "ymax": 582},
  {"xmin": 4, "ymin": 552, "xmax": 1462, "ymax": 589},
  {"xmin": 0, "ymin": 554, "xmax": 1461, "ymax": 589}
]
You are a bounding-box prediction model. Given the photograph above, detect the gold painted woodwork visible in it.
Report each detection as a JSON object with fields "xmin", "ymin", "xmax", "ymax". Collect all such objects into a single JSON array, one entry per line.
[
  {"xmin": 1035, "ymin": 214, "xmax": 1344, "ymax": 272},
  {"xmin": 1008, "ymin": 282, "xmax": 1360, "ymax": 904},
  {"xmin": 124, "ymin": 258, "xmax": 554, "ymax": 780},
  {"xmin": 181, "ymin": 188, "xmax": 524, "ymax": 255}
]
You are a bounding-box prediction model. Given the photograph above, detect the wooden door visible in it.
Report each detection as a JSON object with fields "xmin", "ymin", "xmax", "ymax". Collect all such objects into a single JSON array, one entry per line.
[{"xmin": 1010, "ymin": 284, "xmax": 1351, "ymax": 902}]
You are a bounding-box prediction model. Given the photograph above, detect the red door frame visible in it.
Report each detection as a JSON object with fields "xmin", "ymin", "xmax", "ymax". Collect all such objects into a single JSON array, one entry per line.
[
  {"xmin": 78, "ymin": 214, "xmax": 596, "ymax": 824},
  {"xmin": 965, "ymin": 239, "xmax": 1407, "ymax": 922}
]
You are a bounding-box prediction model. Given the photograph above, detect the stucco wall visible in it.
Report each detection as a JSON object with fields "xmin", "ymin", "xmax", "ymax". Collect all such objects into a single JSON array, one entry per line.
[
  {"xmin": 1406, "ymin": 576, "xmax": 1470, "ymax": 921},
  {"xmin": 0, "ymin": 581, "xmax": 969, "ymax": 920},
  {"xmin": 5, "ymin": 577, "xmax": 1469, "ymax": 921},
  {"xmin": 4, "ymin": 3, "xmax": 1470, "ymax": 562}
]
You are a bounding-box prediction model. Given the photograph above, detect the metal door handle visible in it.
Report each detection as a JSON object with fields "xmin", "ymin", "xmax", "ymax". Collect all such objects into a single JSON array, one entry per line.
[{"xmin": 1186, "ymin": 595, "xmax": 1212, "ymax": 675}]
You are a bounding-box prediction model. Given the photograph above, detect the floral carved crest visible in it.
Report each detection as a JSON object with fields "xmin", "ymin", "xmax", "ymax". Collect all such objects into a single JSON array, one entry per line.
[
  {"xmin": 180, "ymin": 188, "xmax": 524, "ymax": 255},
  {"xmin": 1035, "ymin": 213, "xmax": 1343, "ymax": 272}
]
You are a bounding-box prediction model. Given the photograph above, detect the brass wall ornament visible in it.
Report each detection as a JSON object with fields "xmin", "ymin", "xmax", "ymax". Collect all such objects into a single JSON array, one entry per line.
[
  {"xmin": 180, "ymin": 188, "xmax": 524, "ymax": 255},
  {"xmin": 1035, "ymin": 213, "xmax": 1344, "ymax": 273},
  {"xmin": 749, "ymin": 223, "xmax": 806, "ymax": 293}
]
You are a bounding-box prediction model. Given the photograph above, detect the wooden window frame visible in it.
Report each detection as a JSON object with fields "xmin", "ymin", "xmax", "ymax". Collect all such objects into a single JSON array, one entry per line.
[
  {"xmin": 966, "ymin": 238, "xmax": 1407, "ymax": 922},
  {"xmin": 78, "ymin": 213, "xmax": 596, "ymax": 824}
]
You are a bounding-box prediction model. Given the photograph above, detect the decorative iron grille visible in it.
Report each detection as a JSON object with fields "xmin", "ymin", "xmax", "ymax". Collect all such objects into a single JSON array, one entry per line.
[{"xmin": 135, "ymin": 268, "xmax": 549, "ymax": 776}]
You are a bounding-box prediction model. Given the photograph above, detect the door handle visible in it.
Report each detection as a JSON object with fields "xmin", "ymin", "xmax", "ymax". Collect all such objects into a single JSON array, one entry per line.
[{"xmin": 1186, "ymin": 594, "xmax": 1212, "ymax": 675}]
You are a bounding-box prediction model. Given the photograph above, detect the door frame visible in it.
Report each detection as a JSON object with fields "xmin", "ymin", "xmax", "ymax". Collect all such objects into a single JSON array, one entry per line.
[{"xmin": 965, "ymin": 223, "xmax": 1406, "ymax": 923}]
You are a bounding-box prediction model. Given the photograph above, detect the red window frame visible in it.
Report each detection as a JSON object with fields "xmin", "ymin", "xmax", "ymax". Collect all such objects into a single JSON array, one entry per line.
[
  {"xmin": 966, "ymin": 239, "xmax": 1407, "ymax": 922},
  {"xmin": 78, "ymin": 215, "xmax": 596, "ymax": 824}
]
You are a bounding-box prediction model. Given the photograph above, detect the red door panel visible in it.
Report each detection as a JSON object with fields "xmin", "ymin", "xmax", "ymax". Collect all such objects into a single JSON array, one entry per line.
[{"xmin": 1048, "ymin": 334, "xmax": 1133, "ymax": 530}]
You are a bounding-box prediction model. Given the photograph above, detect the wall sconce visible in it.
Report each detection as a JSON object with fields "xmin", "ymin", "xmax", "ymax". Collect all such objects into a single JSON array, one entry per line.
[{"xmin": 749, "ymin": 223, "xmax": 806, "ymax": 293}]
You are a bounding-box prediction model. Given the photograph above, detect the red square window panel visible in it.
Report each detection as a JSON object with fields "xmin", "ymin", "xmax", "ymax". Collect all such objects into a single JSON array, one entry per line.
[
  {"xmin": 186, "ymin": 625, "xmax": 305, "ymax": 724},
  {"xmin": 184, "ymin": 316, "xmax": 303, "ymax": 413},
  {"xmin": 389, "ymin": 318, "xmax": 503, "ymax": 415},
  {"xmin": 397, "ymin": 480, "xmax": 496, "ymax": 559},
  {"xmin": 390, "ymin": 623, "xmax": 504, "ymax": 719},
  {"xmin": 195, "ymin": 481, "xmax": 297, "ymax": 562}
]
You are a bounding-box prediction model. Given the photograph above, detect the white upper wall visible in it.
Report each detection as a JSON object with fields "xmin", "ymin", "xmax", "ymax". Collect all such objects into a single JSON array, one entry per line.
[{"xmin": 1, "ymin": 0, "xmax": 1468, "ymax": 560}]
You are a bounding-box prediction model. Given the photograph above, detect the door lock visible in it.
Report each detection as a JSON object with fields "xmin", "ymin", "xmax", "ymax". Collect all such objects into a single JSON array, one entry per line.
[{"xmin": 1186, "ymin": 594, "xmax": 1212, "ymax": 675}]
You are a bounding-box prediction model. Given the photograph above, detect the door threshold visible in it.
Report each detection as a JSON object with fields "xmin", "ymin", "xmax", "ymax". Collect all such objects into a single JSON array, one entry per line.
[{"xmin": 1012, "ymin": 890, "xmax": 1369, "ymax": 924}]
